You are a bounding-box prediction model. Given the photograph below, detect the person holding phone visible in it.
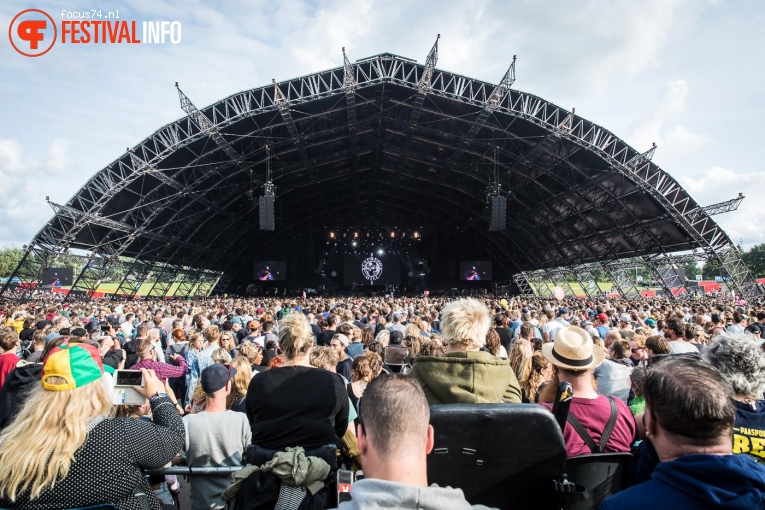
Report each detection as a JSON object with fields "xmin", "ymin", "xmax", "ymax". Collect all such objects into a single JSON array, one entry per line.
[{"xmin": 0, "ymin": 342, "xmax": 184, "ymax": 509}]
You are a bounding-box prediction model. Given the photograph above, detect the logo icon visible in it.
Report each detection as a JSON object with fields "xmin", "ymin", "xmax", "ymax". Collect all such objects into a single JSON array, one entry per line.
[
  {"xmin": 361, "ymin": 256, "xmax": 383, "ymax": 285},
  {"xmin": 9, "ymin": 9, "xmax": 57, "ymax": 57}
]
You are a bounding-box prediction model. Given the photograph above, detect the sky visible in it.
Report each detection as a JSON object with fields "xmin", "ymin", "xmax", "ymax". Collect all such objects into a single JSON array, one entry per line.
[{"xmin": 1, "ymin": 0, "xmax": 763, "ymax": 252}]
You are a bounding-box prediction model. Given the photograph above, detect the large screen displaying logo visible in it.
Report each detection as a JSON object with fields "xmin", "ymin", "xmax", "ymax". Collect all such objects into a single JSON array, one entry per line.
[
  {"xmin": 344, "ymin": 254, "xmax": 401, "ymax": 286},
  {"xmin": 460, "ymin": 261, "xmax": 492, "ymax": 281},
  {"xmin": 253, "ymin": 261, "xmax": 286, "ymax": 281}
]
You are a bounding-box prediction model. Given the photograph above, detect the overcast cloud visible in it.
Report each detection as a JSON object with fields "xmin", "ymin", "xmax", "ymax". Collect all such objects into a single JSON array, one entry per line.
[{"xmin": 0, "ymin": 0, "xmax": 763, "ymax": 249}]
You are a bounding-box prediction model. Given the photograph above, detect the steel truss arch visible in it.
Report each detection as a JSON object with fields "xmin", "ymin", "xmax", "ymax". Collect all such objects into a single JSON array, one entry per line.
[{"xmin": 2, "ymin": 50, "xmax": 759, "ymax": 301}]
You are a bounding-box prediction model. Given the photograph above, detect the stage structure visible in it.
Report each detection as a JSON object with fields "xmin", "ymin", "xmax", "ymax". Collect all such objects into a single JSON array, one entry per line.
[{"xmin": 1, "ymin": 37, "xmax": 761, "ymax": 301}]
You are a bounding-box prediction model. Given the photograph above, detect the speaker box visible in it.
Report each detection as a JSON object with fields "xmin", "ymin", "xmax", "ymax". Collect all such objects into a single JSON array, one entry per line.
[
  {"xmin": 489, "ymin": 195, "xmax": 506, "ymax": 231},
  {"xmin": 259, "ymin": 195, "xmax": 275, "ymax": 230}
]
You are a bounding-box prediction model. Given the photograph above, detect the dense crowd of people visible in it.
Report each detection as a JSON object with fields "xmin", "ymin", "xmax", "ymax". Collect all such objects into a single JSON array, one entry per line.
[{"xmin": 0, "ymin": 291, "xmax": 763, "ymax": 509}]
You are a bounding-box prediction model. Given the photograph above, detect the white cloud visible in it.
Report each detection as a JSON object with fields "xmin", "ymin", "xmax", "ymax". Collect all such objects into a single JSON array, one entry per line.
[{"xmin": 681, "ymin": 166, "xmax": 765, "ymax": 249}]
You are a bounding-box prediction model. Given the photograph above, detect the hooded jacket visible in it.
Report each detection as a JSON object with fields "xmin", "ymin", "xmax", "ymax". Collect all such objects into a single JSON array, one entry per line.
[
  {"xmin": 0, "ymin": 361, "xmax": 42, "ymax": 431},
  {"xmin": 337, "ymin": 478, "xmax": 494, "ymax": 510},
  {"xmin": 601, "ymin": 454, "xmax": 765, "ymax": 510},
  {"xmin": 407, "ymin": 351, "xmax": 522, "ymax": 404}
]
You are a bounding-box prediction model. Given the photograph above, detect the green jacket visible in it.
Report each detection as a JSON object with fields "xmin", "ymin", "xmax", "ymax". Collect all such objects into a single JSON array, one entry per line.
[{"xmin": 408, "ymin": 350, "xmax": 522, "ymax": 405}]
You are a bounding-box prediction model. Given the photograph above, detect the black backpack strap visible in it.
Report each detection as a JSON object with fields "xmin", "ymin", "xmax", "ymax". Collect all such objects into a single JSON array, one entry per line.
[
  {"xmin": 598, "ymin": 397, "xmax": 619, "ymax": 452},
  {"xmin": 566, "ymin": 397, "xmax": 619, "ymax": 454},
  {"xmin": 566, "ymin": 414, "xmax": 599, "ymax": 454}
]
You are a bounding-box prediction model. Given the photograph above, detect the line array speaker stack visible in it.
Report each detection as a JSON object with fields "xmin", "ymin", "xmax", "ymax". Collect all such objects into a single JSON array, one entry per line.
[
  {"xmin": 259, "ymin": 194, "xmax": 275, "ymax": 230},
  {"xmin": 489, "ymin": 195, "xmax": 506, "ymax": 231}
]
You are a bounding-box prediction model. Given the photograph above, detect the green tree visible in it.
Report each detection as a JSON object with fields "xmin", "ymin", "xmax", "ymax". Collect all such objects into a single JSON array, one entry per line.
[
  {"xmin": 741, "ymin": 244, "xmax": 765, "ymax": 278},
  {"xmin": 0, "ymin": 247, "xmax": 24, "ymax": 278}
]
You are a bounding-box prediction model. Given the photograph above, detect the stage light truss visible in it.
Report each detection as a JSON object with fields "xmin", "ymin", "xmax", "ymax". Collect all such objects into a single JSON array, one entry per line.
[{"xmin": 1, "ymin": 45, "xmax": 760, "ymax": 301}]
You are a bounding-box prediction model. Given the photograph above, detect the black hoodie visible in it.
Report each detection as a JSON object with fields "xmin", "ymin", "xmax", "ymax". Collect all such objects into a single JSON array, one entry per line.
[{"xmin": 0, "ymin": 361, "xmax": 42, "ymax": 431}]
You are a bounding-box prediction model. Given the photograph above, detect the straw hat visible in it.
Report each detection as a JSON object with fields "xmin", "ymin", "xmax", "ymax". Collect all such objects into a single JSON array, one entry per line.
[{"xmin": 542, "ymin": 326, "xmax": 604, "ymax": 370}]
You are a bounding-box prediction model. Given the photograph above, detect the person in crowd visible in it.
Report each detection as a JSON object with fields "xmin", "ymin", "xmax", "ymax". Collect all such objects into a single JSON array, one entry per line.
[
  {"xmin": 24, "ymin": 330, "xmax": 46, "ymax": 363},
  {"xmin": 0, "ymin": 330, "xmax": 21, "ymax": 390},
  {"xmin": 727, "ymin": 312, "xmax": 749, "ymax": 334},
  {"xmin": 485, "ymin": 328, "xmax": 507, "ymax": 358},
  {"xmin": 408, "ymin": 298, "xmax": 522, "ymax": 404},
  {"xmin": 261, "ymin": 339, "xmax": 279, "ymax": 367},
  {"xmin": 493, "ymin": 313, "xmax": 513, "ymax": 353},
  {"xmin": 331, "ymin": 333, "xmax": 353, "ymax": 381},
  {"xmin": 242, "ymin": 320, "xmax": 262, "ymax": 344},
  {"xmin": 183, "ymin": 363, "xmax": 251, "ymax": 510},
  {"xmin": 346, "ymin": 329, "xmax": 365, "ymax": 359},
  {"xmin": 628, "ymin": 335, "xmax": 648, "ymax": 367},
  {"xmin": 256, "ymin": 320, "xmax": 278, "ymax": 348},
  {"xmin": 131, "ymin": 338, "xmax": 188, "ymax": 390},
  {"xmin": 539, "ymin": 327, "xmax": 636, "ymax": 457},
  {"xmin": 594, "ymin": 338, "xmax": 634, "ymax": 402},
  {"xmin": 341, "ymin": 374, "xmax": 492, "ymax": 509},
  {"xmin": 387, "ymin": 312, "xmax": 407, "ymax": 336},
  {"xmin": 628, "ymin": 368, "xmax": 646, "ymax": 416},
  {"xmin": 508, "ymin": 338, "xmax": 533, "ymax": 380},
  {"xmin": 147, "ymin": 328, "xmax": 166, "ymax": 363},
  {"xmin": 702, "ymin": 333, "xmax": 765, "ymax": 463},
  {"xmin": 211, "ymin": 347, "xmax": 232, "ymax": 365},
  {"xmin": 310, "ymin": 345, "xmax": 339, "ymax": 372},
  {"xmin": 184, "ymin": 332, "xmax": 204, "ymax": 405},
  {"xmin": 99, "ymin": 334, "xmax": 125, "ymax": 370},
  {"xmin": 226, "ymin": 357, "xmax": 252, "ymax": 414},
  {"xmin": 645, "ymin": 334, "xmax": 671, "ymax": 356},
  {"xmin": 595, "ymin": 313, "xmax": 610, "ymax": 339},
  {"xmin": 197, "ymin": 325, "xmax": 221, "ymax": 375},
  {"xmin": 517, "ymin": 351, "xmax": 552, "ymax": 403},
  {"xmin": 665, "ymin": 318, "xmax": 699, "ymax": 354},
  {"xmin": 347, "ymin": 354, "xmax": 381, "ymax": 425},
  {"xmin": 246, "ymin": 312, "xmax": 348, "ymax": 450},
  {"xmin": 238, "ymin": 341, "xmax": 265, "ymax": 373},
  {"xmin": 600, "ymin": 355, "xmax": 765, "ymax": 509},
  {"xmin": 0, "ymin": 343, "xmax": 184, "ymax": 510},
  {"xmin": 219, "ymin": 331, "xmax": 238, "ymax": 359}
]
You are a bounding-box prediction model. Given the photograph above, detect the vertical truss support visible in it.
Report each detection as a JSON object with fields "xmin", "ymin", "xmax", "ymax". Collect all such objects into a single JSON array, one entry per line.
[
  {"xmin": 710, "ymin": 245, "xmax": 761, "ymax": 299},
  {"xmin": 1, "ymin": 244, "xmax": 55, "ymax": 301},
  {"xmin": 342, "ymin": 47, "xmax": 358, "ymax": 127},
  {"xmin": 513, "ymin": 273, "xmax": 535, "ymax": 295},
  {"xmin": 573, "ymin": 264, "xmax": 600, "ymax": 298},
  {"xmin": 600, "ymin": 261, "xmax": 641, "ymax": 298},
  {"xmin": 145, "ymin": 263, "xmax": 182, "ymax": 299},
  {"xmin": 113, "ymin": 259, "xmax": 155, "ymax": 298},
  {"xmin": 544, "ymin": 268, "xmax": 578, "ymax": 297},
  {"xmin": 418, "ymin": 34, "xmax": 440, "ymax": 93},
  {"xmin": 273, "ymin": 79, "xmax": 313, "ymax": 178},
  {"xmin": 209, "ymin": 274, "xmax": 230, "ymax": 296}
]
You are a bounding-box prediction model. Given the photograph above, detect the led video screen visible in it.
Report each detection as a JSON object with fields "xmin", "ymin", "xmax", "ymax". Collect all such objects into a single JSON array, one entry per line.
[
  {"xmin": 42, "ymin": 267, "xmax": 74, "ymax": 286},
  {"xmin": 343, "ymin": 254, "xmax": 401, "ymax": 286},
  {"xmin": 253, "ymin": 261, "xmax": 286, "ymax": 281},
  {"xmin": 460, "ymin": 261, "xmax": 493, "ymax": 281}
]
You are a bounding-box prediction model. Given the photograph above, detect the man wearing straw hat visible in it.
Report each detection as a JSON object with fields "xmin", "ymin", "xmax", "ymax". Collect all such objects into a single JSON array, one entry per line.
[{"xmin": 540, "ymin": 327, "xmax": 637, "ymax": 457}]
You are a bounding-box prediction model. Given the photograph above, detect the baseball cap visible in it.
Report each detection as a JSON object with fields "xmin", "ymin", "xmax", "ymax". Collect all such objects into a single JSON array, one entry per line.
[
  {"xmin": 200, "ymin": 364, "xmax": 237, "ymax": 394},
  {"xmin": 645, "ymin": 318, "xmax": 656, "ymax": 326},
  {"xmin": 558, "ymin": 307, "xmax": 569, "ymax": 316},
  {"xmin": 36, "ymin": 320, "xmax": 50, "ymax": 330},
  {"xmin": 42, "ymin": 341, "xmax": 104, "ymax": 391},
  {"xmin": 620, "ymin": 313, "xmax": 631, "ymax": 323},
  {"xmin": 332, "ymin": 333, "xmax": 350, "ymax": 347},
  {"xmin": 597, "ymin": 313, "xmax": 608, "ymax": 323},
  {"xmin": 70, "ymin": 328, "xmax": 87, "ymax": 338}
]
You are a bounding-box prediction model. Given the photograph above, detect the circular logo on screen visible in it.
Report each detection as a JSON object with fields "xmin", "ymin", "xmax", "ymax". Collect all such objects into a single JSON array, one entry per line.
[{"xmin": 361, "ymin": 256, "xmax": 383, "ymax": 285}]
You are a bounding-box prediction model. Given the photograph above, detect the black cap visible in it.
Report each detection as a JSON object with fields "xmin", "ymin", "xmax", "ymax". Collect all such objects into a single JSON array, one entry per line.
[
  {"xmin": 389, "ymin": 330, "xmax": 404, "ymax": 344},
  {"xmin": 70, "ymin": 328, "xmax": 87, "ymax": 338},
  {"xmin": 36, "ymin": 320, "xmax": 50, "ymax": 330},
  {"xmin": 200, "ymin": 364, "xmax": 236, "ymax": 393}
]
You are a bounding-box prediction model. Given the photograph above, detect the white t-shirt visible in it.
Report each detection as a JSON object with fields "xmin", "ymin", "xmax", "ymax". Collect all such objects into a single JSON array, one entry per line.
[
  {"xmin": 542, "ymin": 319, "xmax": 565, "ymax": 341},
  {"xmin": 669, "ymin": 340, "xmax": 699, "ymax": 355}
]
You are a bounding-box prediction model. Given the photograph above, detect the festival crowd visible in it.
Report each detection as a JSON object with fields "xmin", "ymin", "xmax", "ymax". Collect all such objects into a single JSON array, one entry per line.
[{"xmin": 0, "ymin": 292, "xmax": 763, "ymax": 509}]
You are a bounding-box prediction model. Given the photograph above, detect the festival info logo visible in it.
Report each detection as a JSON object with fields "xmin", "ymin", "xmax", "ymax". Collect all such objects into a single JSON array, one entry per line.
[
  {"xmin": 9, "ymin": 9, "xmax": 57, "ymax": 57},
  {"xmin": 361, "ymin": 256, "xmax": 383, "ymax": 285},
  {"xmin": 8, "ymin": 9, "xmax": 181, "ymax": 57}
]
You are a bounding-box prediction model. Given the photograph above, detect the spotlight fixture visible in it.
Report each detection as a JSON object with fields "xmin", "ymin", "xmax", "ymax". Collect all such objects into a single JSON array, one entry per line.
[
  {"xmin": 352, "ymin": 241, "xmax": 358, "ymax": 247},
  {"xmin": 377, "ymin": 248, "xmax": 384, "ymax": 256}
]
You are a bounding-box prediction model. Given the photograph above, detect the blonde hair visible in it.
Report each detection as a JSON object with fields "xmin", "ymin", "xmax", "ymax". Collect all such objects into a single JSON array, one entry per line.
[
  {"xmin": 441, "ymin": 298, "xmax": 491, "ymax": 349},
  {"xmin": 203, "ymin": 325, "xmax": 220, "ymax": 344},
  {"xmin": 310, "ymin": 346, "xmax": 338, "ymax": 371},
  {"xmin": 188, "ymin": 332, "xmax": 204, "ymax": 351},
  {"xmin": 518, "ymin": 352, "xmax": 550, "ymax": 402},
  {"xmin": 374, "ymin": 329, "xmax": 390, "ymax": 348},
  {"xmin": 0, "ymin": 378, "xmax": 112, "ymax": 501},
  {"xmin": 211, "ymin": 348, "xmax": 231, "ymax": 364},
  {"xmin": 227, "ymin": 357, "xmax": 252, "ymax": 409},
  {"xmin": 279, "ymin": 313, "xmax": 313, "ymax": 359},
  {"xmin": 404, "ymin": 323, "xmax": 420, "ymax": 339}
]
